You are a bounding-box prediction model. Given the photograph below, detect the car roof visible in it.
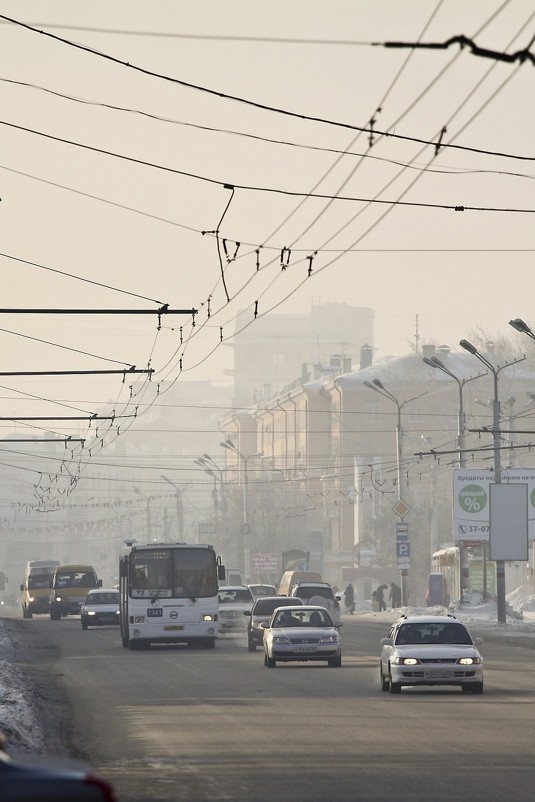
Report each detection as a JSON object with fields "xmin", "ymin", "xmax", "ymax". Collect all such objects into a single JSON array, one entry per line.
[
  {"xmin": 252, "ymin": 595, "xmax": 302, "ymax": 608},
  {"xmin": 395, "ymin": 614, "xmax": 463, "ymax": 625},
  {"xmin": 87, "ymin": 588, "xmax": 119, "ymax": 595},
  {"xmin": 219, "ymin": 585, "xmax": 250, "ymax": 591},
  {"xmin": 274, "ymin": 605, "xmax": 328, "ymax": 613},
  {"xmin": 248, "ymin": 583, "xmax": 276, "ymax": 588},
  {"xmin": 294, "ymin": 581, "xmax": 331, "ymax": 587}
]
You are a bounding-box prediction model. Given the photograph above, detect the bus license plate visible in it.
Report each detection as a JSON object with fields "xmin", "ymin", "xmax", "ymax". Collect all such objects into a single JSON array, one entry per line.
[{"xmin": 164, "ymin": 625, "xmax": 184, "ymax": 631}]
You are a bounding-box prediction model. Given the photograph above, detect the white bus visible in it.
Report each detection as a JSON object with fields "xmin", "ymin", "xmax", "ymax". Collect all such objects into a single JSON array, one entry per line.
[{"xmin": 119, "ymin": 542, "xmax": 225, "ymax": 650}]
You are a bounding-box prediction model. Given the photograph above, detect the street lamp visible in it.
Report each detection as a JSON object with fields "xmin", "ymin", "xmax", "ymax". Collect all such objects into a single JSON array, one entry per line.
[
  {"xmin": 423, "ymin": 355, "xmax": 486, "ymax": 600},
  {"xmin": 160, "ymin": 475, "xmax": 185, "ymax": 538},
  {"xmin": 134, "ymin": 486, "xmax": 151, "ymax": 541},
  {"xmin": 509, "ymin": 318, "xmax": 535, "ymax": 340},
  {"xmin": 220, "ymin": 440, "xmax": 263, "ymax": 579},
  {"xmin": 364, "ymin": 379, "xmax": 427, "ymax": 606},
  {"xmin": 221, "ymin": 440, "xmax": 251, "ymax": 577},
  {"xmin": 459, "ymin": 339, "xmax": 525, "ymax": 623},
  {"xmin": 194, "ymin": 456, "xmax": 226, "ymax": 551}
]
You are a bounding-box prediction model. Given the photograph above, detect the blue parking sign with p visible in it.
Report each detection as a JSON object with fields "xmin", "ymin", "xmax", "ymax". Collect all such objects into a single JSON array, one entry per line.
[{"xmin": 396, "ymin": 541, "xmax": 410, "ymax": 558}]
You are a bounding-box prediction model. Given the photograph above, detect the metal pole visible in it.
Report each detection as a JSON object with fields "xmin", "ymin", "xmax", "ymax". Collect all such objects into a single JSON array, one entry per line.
[
  {"xmin": 459, "ymin": 340, "xmax": 525, "ymax": 623},
  {"xmin": 490, "ymin": 369, "xmax": 506, "ymax": 623}
]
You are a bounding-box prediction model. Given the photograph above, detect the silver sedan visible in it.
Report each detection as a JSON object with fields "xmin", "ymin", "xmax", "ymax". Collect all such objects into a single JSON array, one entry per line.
[
  {"xmin": 261, "ymin": 605, "xmax": 342, "ymax": 668},
  {"xmin": 380, "ymin": 614, "xmax": 484, "ymax": 694}
]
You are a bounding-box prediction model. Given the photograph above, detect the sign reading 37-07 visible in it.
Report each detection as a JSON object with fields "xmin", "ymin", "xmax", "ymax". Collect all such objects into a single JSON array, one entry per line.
[{"xmin": 453, "ymin": 469, "xmax": 535, "ymax": 543}]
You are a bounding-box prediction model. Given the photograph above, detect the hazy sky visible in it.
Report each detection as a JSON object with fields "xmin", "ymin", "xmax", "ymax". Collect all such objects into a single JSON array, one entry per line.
[{"xmin": 1, "ymin": 0, "xmax": 534, "ymax": 441}]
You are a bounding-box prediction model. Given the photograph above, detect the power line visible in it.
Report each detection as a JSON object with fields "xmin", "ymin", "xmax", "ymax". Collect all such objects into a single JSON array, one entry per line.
[
  {"xmin": 1, "ymin": 14, "xmax": 533, "ymax": 163},
  {"xmin": 380, "ymin": 33, "xmax": 535, "ymax": 66}
]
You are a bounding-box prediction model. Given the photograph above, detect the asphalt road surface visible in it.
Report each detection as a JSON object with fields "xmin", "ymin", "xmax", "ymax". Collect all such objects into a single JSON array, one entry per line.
[{"xmin": 3, "ymin": 613, "xmax": 535, "ymax": 802}]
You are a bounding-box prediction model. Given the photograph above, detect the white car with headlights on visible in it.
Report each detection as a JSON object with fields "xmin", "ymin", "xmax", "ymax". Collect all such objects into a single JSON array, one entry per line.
[
  {"xmin": 261, "ymin": 605, "xmax": 342, "ymax": 667},
  {"xmin": 380, "ymin": 614, "xmax": 484, "ymax": 694},
  {"xmin": 80, "ymin": 589, "xmax": 120, "ymax": 630}
]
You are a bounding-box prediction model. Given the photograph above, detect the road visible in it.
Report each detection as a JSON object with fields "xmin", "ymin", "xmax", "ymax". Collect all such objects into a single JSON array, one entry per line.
[{"xmin": 3, "ymin": 613, "xmax": 535, "ymax": 802}]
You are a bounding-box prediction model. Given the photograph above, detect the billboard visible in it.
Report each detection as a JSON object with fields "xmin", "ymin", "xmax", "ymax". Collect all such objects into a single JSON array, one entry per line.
[{"xmin": 453, "ymin": 469, "xmax": 535, "ymax": 543}]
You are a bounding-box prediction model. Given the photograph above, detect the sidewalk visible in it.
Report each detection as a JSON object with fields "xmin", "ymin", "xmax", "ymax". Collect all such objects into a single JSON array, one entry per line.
[{"xmin": 344, "ymin": 586, "xmax": 535, "ymax": 637}]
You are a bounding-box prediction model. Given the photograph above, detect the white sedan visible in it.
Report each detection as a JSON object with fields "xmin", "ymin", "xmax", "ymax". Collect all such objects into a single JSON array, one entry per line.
[
  {"xmin": 80, "ymin": 589, "xmax": 120, "ymax": 630},
  {"xmin": 261, "ymin": 605, "xmax": 342, "ymax": 667},
  {"xmin": 380, "ymin": 614, "xmax": 484, "ymax": 694}
]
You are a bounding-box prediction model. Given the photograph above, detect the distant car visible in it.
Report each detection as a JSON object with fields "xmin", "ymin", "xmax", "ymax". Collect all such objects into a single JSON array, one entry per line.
[
  {"xmin": 380, "ymin": 614, "xmax": 484, "ymax": 694},
  {"xmin": 289, "ymin": 582, "xmax": 342, "ymax": 624},
  {"xmin": 261, "ymin": 605, "xmax": 342, "ymax": 667},
  {"xmin": 0, "ymin": 735, "xmax": 116, "ymax": 801},
  {"xmin": 218, "ymin": 586, "xmax": 254, "ymax": 634},
  {"xmin": 80, "ymin": 589, "xmax": 120, "ymax": 630},
  {"xmin": 245, "ymin": 595, "xmax": 303, "ymax": 651},
  {"xmin": 248, "ymin": 584, "xmax": 277, "ymax": 599}
]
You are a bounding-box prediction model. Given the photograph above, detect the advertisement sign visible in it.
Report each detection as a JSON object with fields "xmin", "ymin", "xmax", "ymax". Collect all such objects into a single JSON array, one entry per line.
[
  {"xmin": 453, "ymin": 469, "xmax": 535, "ymax": 543},
  {"xmin": 251, "ymin": 553, "xmax": 281, "ymax": 574},
  {"xmin": 489, "ymin": 483, "xmax": 529, "ymax": 561}
]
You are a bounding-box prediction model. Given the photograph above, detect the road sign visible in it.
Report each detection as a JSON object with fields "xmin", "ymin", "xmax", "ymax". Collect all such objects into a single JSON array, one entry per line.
[
  {"xmin": 392, "ymin": 498, "xmax": 411, "ymax": 518},
  {"xmin": 396, "ymin": 540, "xmax": 410, "ymax": 568},
  {"xmin": 396, "ymin": 541, "xmax": 410, "ymax": 559},
  {"xmin": 396, "ymin": 522, "xmax": 409, "ymax": 540}
]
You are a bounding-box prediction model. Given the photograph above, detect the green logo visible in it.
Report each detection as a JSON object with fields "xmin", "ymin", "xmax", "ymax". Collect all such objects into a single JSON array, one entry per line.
[{"xmin": 459, "ymin": 484, "xmax": 487, "ymax": 514}]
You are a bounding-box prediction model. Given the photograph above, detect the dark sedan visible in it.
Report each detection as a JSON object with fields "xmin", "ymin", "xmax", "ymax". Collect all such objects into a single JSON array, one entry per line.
[{"xmin": 244, "ymin": 595, "xmax": 303, "ymax": 651}]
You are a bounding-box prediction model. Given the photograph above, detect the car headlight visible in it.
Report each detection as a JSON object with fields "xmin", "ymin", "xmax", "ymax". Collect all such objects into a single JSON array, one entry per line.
[
  {"xmin": 458, "ymin": 656, "xmax": 482, "ymax": 665},
  {"xmin": 202, "ymin": 614, "xmax": 215, "ymax": 621},
  {"xmin": 319, "ymin": 635, "xmax": 340, "ymax": 644},
  {"xmin": 55, "ymin": 596, "xmax": 63, "ymax": 602},
  {"xmin": 28, "ymin": 596, "xmax": 36, "ymax": 602},
  {"xmin": 393, "ymin": 656, "xmax": 420, "ymax": 665},
  {"xmin": 272, "ymin": 636, "xmax": 291, "ymax": 643},
  {"xmin": 88, "ymin": 611, "xmax": 96, "ymax": 616}
]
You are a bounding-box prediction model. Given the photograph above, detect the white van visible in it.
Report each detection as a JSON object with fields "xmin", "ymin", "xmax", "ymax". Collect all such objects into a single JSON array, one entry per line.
[
  {"xmin": 278, "ymin": 570, "xmax": 322, "ymax": 597},
  {"xmin": 20, "ymin": 560, "xmax": 60, "ymax": 618}
]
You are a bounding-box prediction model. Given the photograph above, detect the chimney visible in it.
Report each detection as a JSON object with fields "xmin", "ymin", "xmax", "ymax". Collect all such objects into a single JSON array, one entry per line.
[
  {"xmin": 422, "ymin": 344, "xmax": 435, "ymax": 359},
  {"xmin": 360, "ymin": 344, "xmax": 373, "ymax": 370},
  {"xmin": 330, "ymin": 355, "xmax": 342, "ymax": 370}
]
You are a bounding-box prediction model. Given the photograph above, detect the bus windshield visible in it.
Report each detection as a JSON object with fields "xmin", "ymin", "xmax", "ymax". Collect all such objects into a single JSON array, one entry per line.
[{"xmin": 129, "ymin": 547, "xmax": 218, "ymax": 600}]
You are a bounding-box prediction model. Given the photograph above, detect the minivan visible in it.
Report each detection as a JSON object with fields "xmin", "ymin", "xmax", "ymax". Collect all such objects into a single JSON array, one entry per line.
[{"xmin": 49, "ymin": 564, "xmax": 101, "ymax": 619}]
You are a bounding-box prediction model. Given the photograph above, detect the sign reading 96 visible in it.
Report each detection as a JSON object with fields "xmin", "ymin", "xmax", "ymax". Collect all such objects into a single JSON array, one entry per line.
[{"xmin": 458, "ymin": 484, "xmax": 487, "ymax": 514}]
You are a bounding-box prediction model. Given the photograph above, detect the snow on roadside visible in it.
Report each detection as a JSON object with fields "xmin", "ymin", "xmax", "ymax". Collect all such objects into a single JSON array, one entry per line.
[{"xmin": 0, "ymin": 622, "xmax": 46, "ymax": 755}]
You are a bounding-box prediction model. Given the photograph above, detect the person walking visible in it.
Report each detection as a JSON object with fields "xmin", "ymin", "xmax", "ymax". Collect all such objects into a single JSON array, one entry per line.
[
  {"xmin": 344, "ymin": 582, "xmax": 355, "ymax": 614},
  {"xmin": 389, "ymin": 581, "xmax": 402, "ymax": 609},
  {"xmin": 376, "ymin": 584, "xmax": 388, "ymax": 612}
]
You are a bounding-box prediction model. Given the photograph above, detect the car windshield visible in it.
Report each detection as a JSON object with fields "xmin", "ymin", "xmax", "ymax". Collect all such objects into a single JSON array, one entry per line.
[
  {"xmin": 253, "ymin": 598, "xmax": 295, "ymax": 615},
  {"xmin": 396, "ymin": 622, "xmax": 472, "ymax": 645},
  {"xmin": 250, "ymin": 585, "xmax": 277, "ymax": 598},
  {"xmin": 218, "ymin": 589, "xmax": 253, "ymax": 603},
  {"xmin": 295, "ymin": 586, "xmax": 332, "ymax": 600},
  {"xmin": 28, "ymin": 576, "xmax": 51, "ymax": 590},
  {"xmin": 272, "ymin": 609, "xmax": 333, "ymax": 627},
  {"xmin": 87, "ymin": 593, "xmax": 119, "ymax": 605}
]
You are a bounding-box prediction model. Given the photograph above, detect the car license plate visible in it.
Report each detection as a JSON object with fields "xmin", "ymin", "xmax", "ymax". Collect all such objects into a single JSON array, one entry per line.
[
  {"xmin": 295, "ymin": 646, "xmax": 316, "ymax": 653},
  {"xmin": 425, "ymin": 670, "xmax": 452, "ymax": 678},
  {"xmin": 164, "ymin": 625, "xmax": 184, "ymax": 631}
]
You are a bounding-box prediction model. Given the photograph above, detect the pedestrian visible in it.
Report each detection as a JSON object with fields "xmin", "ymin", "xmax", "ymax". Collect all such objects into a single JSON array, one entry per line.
[
  {"xmin": 389, "ymin": 581, "xmax": 402, "ymax": 609},
  {"xmin": 344, "ymin": 582, "xmax": 355, "ymax": 614},
  {"xmin": 376, "ymin": 584, "xmax": 388, "ymax": 612}
]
